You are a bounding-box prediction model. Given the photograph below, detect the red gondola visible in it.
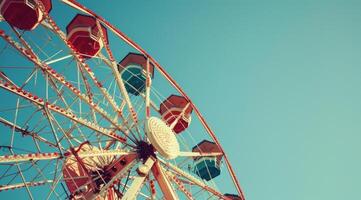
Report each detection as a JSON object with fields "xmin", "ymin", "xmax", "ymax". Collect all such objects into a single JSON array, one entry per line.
[
  {"xmin": 66, "ymin": 14, "xmax": 108, "ymax": 58},
  {"xmin": 0, "ymin": 0, "xmax": 52, "ymax": 30},
  {"xmin": 159, "ymin": 95, "xmax": 192, "ymax": 134}
]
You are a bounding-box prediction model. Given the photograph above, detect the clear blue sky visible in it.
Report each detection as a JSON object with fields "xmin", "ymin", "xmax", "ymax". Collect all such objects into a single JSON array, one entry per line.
[
  {"xmin": 80, "ymin": 1, "xmax": 361, "ymax": 199},
  {"xmin": 2, "ymin": 0, "xmax": 361, "ymax": 199}
]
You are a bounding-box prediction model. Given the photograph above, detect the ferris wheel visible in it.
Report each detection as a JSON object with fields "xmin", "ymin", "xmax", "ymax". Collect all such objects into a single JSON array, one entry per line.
[{"xmin": 0, "ymin": 0, "xmax": 245, "ymax": 199}]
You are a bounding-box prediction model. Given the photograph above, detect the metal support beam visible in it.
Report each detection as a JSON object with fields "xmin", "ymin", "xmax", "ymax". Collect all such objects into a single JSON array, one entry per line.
[
  {"xmin": 178, "ymin": 151, "xmax": 223, "ymax": 157},
  {"xmin": 151, "ymin": 160, "xmax": 179, "ymax": 200},
  {"xmin": 0, "ymin": 180, "xmax": 53, "ymax": 192},
  {"xmin": 159, "ymin": 158, "xmax": 225, "ymax": 199},
  {"xmin": 122, "ymin": 157, "xmax": 155, "ymax": 200}
]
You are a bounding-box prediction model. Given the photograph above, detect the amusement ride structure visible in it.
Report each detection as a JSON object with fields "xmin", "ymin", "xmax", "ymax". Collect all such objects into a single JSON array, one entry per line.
[{"xmin": 0, "ymin": 0, "xmax": 245, "ymax": 199}]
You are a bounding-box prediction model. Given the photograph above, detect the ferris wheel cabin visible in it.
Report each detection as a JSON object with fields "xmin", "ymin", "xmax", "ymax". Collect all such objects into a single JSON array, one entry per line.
[
  {"xmin": 0, "ymin": 0, "xmax": 52, "ymax": 30},
  {"xmin": 192, "ymin": 140, "xmax": 223, "ymax": 181},
  {"xmin": 118, "ymin": 52, "xmax": 154, "ymax": 96},
  {"xmin": 224, "ymin": 193, "xmax": 242, "ymax": 200},
  {"xmin": 62, "ymin": 144, "xmax": 113, "ymax": 198},
  {"xmin": 159, "ymin": 94, "xmax": 193, "ymax": 134},
  {"xmin": 66, "ymin": 14, "xmax": 108, "ymax": 59},
  {"xmin": 62, "ymin": 143, "xmax": 137, "ymax": 199}
]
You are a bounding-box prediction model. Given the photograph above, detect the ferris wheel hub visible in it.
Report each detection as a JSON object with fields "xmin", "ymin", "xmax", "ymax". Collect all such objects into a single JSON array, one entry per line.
[{"xmin": 145, "ymin": 117, "xmax": 180, "ymax": 159}]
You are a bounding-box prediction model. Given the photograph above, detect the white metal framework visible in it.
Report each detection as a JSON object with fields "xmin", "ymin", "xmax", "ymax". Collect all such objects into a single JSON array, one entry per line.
[{"xmin": 0, "ymin": 0, "xmax": 245, "ymax": 199}]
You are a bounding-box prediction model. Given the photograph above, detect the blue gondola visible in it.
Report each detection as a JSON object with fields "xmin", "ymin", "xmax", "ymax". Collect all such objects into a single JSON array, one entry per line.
[
  {"xmin": 121, "ymin": 64, "xmax": 146, "ymax": 95},
  {"xmin": 192, "ymin": 140, "xmax": 223, "ymax": 181},
  {"xmin": 194, "ymin": 157, "xmax": 221, "ymax": 181},
  {"xmin": 118, "ymin": 53, "xmax": 154, "ymax": 96},
  {"xmin": 224, "ymin": 193, "xmax": 242, "ymax": 200}
]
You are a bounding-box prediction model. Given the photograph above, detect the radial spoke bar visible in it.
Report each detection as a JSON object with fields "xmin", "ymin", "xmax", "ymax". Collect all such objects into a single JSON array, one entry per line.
[
  {"xmin": 140, "ymin": 92, "xmax": 159, "ymax": 113},
  {"xmin": 95, "ymin": 20, "xmax": 139, "ymax": 126},
  {"xmin": 76, "ymin": 149, "xmax": 135, "ymax": 158},
  {"xmin": 145, "ymin": 57, "xmax": 151, "ymax": 119},
  {"xmin": 122, "ymin": 157, "xmax": 155, "ymax": 200},
  {"xmin": 178, "ymin": 151, "xmax": 223, "ymax": 157},
  {"xmin": 88, "ymin": 154, "xmax": 138, "ymax": 200},
  {"xmin": 0, "ymin": 152, "xmax": 60, "ymax": 163},
  {"xmin": 158, "ymin": 159, "xmax": 225, "ymax": 199},
  {"xmin": 0, "ymin": 180, "xmax": 53, "ymax": 192},
  {"xmin": 151, "ymin": 160, "xmax": 179, "ymax": 200},
  {"xmin": 170, "ymin": 102, "xmax": 190, "ymax": 129},
  {"xmin": 168, "ymin": 173, "xmax": 194, "ymax": 200},
  {"xmin": 43, "ymin": 107, "xmax": 65, "ymax": 155},
  {"xmin": 45, "ymin": 54, "xmax": 73, "ymax": 65},
  {"xmin": 117, "ymin": 181, "xmax": 152, "ymax": 199},
  {"xmin": 0, "ymin": 30, "xmax": 129, "ymax": 136},
  {"xmin": 98, "ymin": 53, "xmax": 159, "ymax": 118},
  {"xmin": 33, "ymin": 3, "xmax": 124, "ymax": 123},
  {"xmin": 0, "ymin": 150, "xmax": 135, "ymax": 164},
  {"xmin": 0, "ymin": 117, "xmax": 58, "ymax": 148},
  {"xmin": 0, "ymin": 81, "xmax": 126, "ymax": 143}
]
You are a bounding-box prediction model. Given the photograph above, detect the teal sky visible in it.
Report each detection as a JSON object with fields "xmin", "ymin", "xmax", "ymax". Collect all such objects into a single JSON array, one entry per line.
[
  {"xmin": 1, "ymin": 0, "xmax": 361, "ymax": 199},
  {"xmin": 77, "ymin": 1, "xmax": 361, "ymax": 199}
]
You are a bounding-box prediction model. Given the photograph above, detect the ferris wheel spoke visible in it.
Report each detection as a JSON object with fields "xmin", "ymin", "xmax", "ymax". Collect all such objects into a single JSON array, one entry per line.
[
  {"xmin": 151, "ymin": 160, "xmax": 179, "ymax": 200},
  {"xmin": 117, "ymin": 180, "xmax": 152, "ymax": 199},
  {"xmin": 95, "ymin": 20, "xmax": 140, "ymax": 128},
  {"xmin": 0, "ymin": 149, "xmax": 135, "ymax": 165},
  {"xmin": 167, "ymin": 173, "xmax": 194, "ymax": 200},
  {"xmin": 97, "ymin": 63, "xmax": 158, "ymax": 115},
  {"xmin": 43, "ymin": 107, "xmax": 66, "ymax": 154},
  {"xmin": 63, "ymin": 0, "xmax": 160, "ymax": 139},
  {"xmin": 29, "ymin": 160, "xmax": 62, "ymax": 199},
  {"xmin": 178, "ymin": 151, "xmax": 224, "ymax": 157},
  {"xmin": 43, "ymin": 92, "xmax": 85, "ymax": 148},
  {"xmin": 0, "ymin": 152, "xmax": 61, "ymax": 164},
  {"xmin": 87, "ymin": 153, "xmax": 138, "ymax": 200},
  {"xmin": 33, "ymin": 3, "xmax": 126, "ymax": 126},
  {"xmin": 0, "ymin": 81, "xmax": 77, "ymax": 147},
  {"xmin": 98, "ymin": 54, "xmax": 143, "ymax": 142},
  {"xmin": 45, "ymin": 54, "xmax": 73, "ymax": 65},
  {"xmin": 169, "ymin": 102, "xmax": 191, "ymax": 130},
  {"xmin": 15, "ymin": 12, "xmax": 123, "ymax": 136},
  {"xmin": 158, "ymin": 158, "xmax": 226, "ymax": 199},
  {"xmin": 0, "ymin": 117, "xmax": 58, "ymax": 148},
  {"xmin": 44, "ymin": 168, "xmax": 64, "ymax": 200},
  {"xmin": 0, "ymin": 81, "xmax": 129, "ymax": 145},
  {"xmin": 43, "ymin": 78, "xmax": 89, "ymax": 145},
  {"xmin": 17, "ymin": 68, "xmax": 38, "ymax": 89},
  {"xmin": 145, "ymin": 57, "xmax": 152, "ymax": 119},
  {"xmin": 0, "ymin": 30, "xmax": 132, "ymax": 140},
  {"xmin": 3, "ymin": 28, "xmax": 74, "ymax": 114},
  {"xmin": 1, "ymin": 74, "xmax": 82, "ymax": 152},
  {"xmin": 121, "ymin": 157, "xmax": 155, "ymax": 200},
  {"xmin": 7, "ymin": 24, "xmax": 37, "ymax": 60},
  {"xmin": 10, "ymin": 150, "xmax": 34, "ymax": 199},
  {"xmin": 141, "ymin": 92, "xmax": 160, "ymax": 113},
  {"xmin": 0, "ymin": 179, "xmax": 53, "ymax": 192}
]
